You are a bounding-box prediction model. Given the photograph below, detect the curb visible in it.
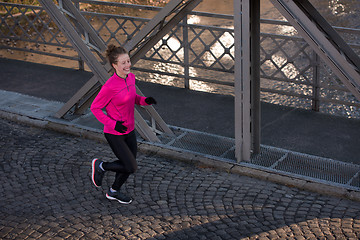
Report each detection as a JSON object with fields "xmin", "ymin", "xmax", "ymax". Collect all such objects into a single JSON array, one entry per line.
[{"xmin": 1, "ymin": 108, "xmax": 360, "ymax": 202}]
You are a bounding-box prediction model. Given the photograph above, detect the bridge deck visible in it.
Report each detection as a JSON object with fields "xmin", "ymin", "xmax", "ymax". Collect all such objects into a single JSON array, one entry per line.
[{"xmin": 1, "ymin": 57, "xmax": 360, "ymax": 190}]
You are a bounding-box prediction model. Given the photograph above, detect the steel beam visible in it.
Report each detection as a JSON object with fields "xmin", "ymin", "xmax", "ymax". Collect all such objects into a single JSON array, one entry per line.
[
  {"xmin": 123, "ymin": 0, "xmax": 184, "ymax": 52},
  {"xmin": 251, "ymin": 0, "xmax": 261, "ymax": 155},
  {"xmin": 54, "ymin": 75, "xmax": 100, "ymax": 118},
  {"xmin": 60, "ymin": 0, "xmax": 106, "ymax": 52},
  {"xmin": 127, "ymin": 0, "xmax": 202, "ymax": 64},
  {"xmin": 234, "ymin": 0, "xmax": 252, "ymax": 162},
  {"xmin": 269, "ymin": 0, "xmax": 360, "ymax": 101},
  {"xmin": 38, "ymin": 0, "xmax": 109, "ymax": 84}
]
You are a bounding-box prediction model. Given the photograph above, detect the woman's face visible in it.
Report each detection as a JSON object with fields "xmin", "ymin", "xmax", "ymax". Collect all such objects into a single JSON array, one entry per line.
[{"xmin": 112, "ymin": 53, "xmax": 131, "ymax": 78}]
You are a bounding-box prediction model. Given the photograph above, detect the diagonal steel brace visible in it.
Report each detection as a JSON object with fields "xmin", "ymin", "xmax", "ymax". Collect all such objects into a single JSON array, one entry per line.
[
  {"xmin": 67, "ymin": 0, "xmax": 202, "ymax": 117},
  {"xmin": 269, "ymin": 0, "xmax": 360, "ymax": 101},
  {"xmin": 39, "ymin": 0, "xmax": 199, "ymax": 142}
]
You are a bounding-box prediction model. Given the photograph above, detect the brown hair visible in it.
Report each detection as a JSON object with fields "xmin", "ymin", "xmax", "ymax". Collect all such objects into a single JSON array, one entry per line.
[{"xmin": 106, "ymin": 44, "xmax": 128, "ymax": 66}]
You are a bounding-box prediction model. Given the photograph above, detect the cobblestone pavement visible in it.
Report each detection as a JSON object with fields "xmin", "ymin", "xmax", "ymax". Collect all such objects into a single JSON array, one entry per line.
[{"xmin": 1, "ymin": 118, "xmax": 360, "ymax": 240}]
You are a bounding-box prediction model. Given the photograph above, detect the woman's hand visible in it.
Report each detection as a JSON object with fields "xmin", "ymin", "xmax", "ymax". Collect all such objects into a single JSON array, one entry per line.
[
  {"xmin": 145, "ymin": 97, "xmax": 157, "ymax": 105},
  {"xmin": 115, "ymin": 121, "xmax": 128, "ymax": 133}
]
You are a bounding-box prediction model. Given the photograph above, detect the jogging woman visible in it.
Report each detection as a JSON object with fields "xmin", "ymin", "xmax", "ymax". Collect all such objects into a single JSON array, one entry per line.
[{"xmin": 90, "ymin": 44, "xmax": 157, "ymax": 204}]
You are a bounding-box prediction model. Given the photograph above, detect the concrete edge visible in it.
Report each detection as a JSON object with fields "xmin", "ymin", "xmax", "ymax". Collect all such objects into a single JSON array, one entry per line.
[{"xmin": 1, "ymin": 109, "xmax": 360, "ymax": 202}]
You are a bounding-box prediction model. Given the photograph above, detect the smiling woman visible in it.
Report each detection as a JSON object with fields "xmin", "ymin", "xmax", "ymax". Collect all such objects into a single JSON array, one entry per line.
[{"xmin": 90, "ymin": 44, "xmax": 157, "ymax": 204}]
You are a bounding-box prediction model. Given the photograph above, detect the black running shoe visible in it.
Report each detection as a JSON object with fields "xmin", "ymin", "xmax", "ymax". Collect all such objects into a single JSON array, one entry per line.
[
  {"xmin": 92, "ymin": 158, "xmax": 105, "ymax": 187},
  {"xmin": 106, "ymin": 190, "xmax": 132, "ymax": 204}
]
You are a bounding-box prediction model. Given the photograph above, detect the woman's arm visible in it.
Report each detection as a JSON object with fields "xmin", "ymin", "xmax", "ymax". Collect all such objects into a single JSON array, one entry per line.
[
  {"xmin": 90, "ymin": 86, "xmax": 117, "ymax": 130},
  {"xmin": 135, "ymin": 94, "xmax": 149, "ymax": 106}
]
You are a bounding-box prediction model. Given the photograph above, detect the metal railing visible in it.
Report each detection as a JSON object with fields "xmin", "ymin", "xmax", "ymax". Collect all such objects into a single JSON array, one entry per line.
[{"xmin": 1, "ymin": 1, "xmax": 360, "ymax": 118}]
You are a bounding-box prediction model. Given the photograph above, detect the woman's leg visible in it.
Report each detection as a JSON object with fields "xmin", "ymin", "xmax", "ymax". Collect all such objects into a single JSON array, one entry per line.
[
  {"xmin": 103, "ymin": 131, "xmax": 138, "ymax": 190},
  {"xmin": 112, "ymin": 131, "xmax": 138, "ymax": 190}
]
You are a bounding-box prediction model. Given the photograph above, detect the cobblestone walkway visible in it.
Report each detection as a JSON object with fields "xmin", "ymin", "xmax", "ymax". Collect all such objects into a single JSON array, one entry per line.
[{"xmin": 1, "ymin": 118, "xmax": 360, "ymax": 239}]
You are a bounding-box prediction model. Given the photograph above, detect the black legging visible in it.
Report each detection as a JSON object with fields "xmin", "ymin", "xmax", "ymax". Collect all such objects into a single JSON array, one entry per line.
[{"xmin": 103, "ymin": 131, "xmax": 138, "ymax": 190}]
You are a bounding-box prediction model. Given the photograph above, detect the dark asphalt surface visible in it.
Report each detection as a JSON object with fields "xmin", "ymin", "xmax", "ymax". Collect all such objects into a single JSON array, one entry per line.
[{"xmin": 1, "ymin": 118, "xmax": 360, "ymax": 239}]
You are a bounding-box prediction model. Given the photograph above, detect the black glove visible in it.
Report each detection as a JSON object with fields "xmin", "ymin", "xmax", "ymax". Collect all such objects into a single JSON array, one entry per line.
[
  {"xmin": 115, "ymin": 121, "xmax": 128, "ymax": 133},
  {"xmin": 145, "ymin": 97, "xmax": 157, "ymax": 105}
]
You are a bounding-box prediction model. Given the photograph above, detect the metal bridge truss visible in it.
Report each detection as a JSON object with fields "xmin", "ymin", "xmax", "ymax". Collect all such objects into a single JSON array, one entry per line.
[
  {"xmin": 234, "ymin": 0, "xmax": 360, "ymax": 161},
  {"xmin": 269, "ymin": 0, "xmax": 360, "ymax": 102},
  {"xmin": 37, "ymin": 0, "xmax": 202, "ymax": 142},
  {"xmin": 233, "ymin": 0, "xmax": 360, "ymax": 161}
]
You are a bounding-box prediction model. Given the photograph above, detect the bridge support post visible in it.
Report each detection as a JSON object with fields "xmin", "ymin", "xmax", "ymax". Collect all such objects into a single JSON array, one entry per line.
[{"xmin": 234, "ymin": 0, "xmax": 261, "ymax": 162}]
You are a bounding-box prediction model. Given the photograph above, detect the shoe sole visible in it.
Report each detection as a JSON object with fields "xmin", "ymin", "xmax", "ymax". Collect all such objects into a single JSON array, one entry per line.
[
  {"xmin": 92, "ymin": 158, "xmax": 101, "ymax": 187},
  {"xmin": 106, "ymin": 194, "xmax": 132, "ymax": 204}
]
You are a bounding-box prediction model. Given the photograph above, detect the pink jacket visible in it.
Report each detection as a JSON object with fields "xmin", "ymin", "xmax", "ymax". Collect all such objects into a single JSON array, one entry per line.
[{"xmin": 90, "ymin": 72, "xmax": 149, "ymax": 135}]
